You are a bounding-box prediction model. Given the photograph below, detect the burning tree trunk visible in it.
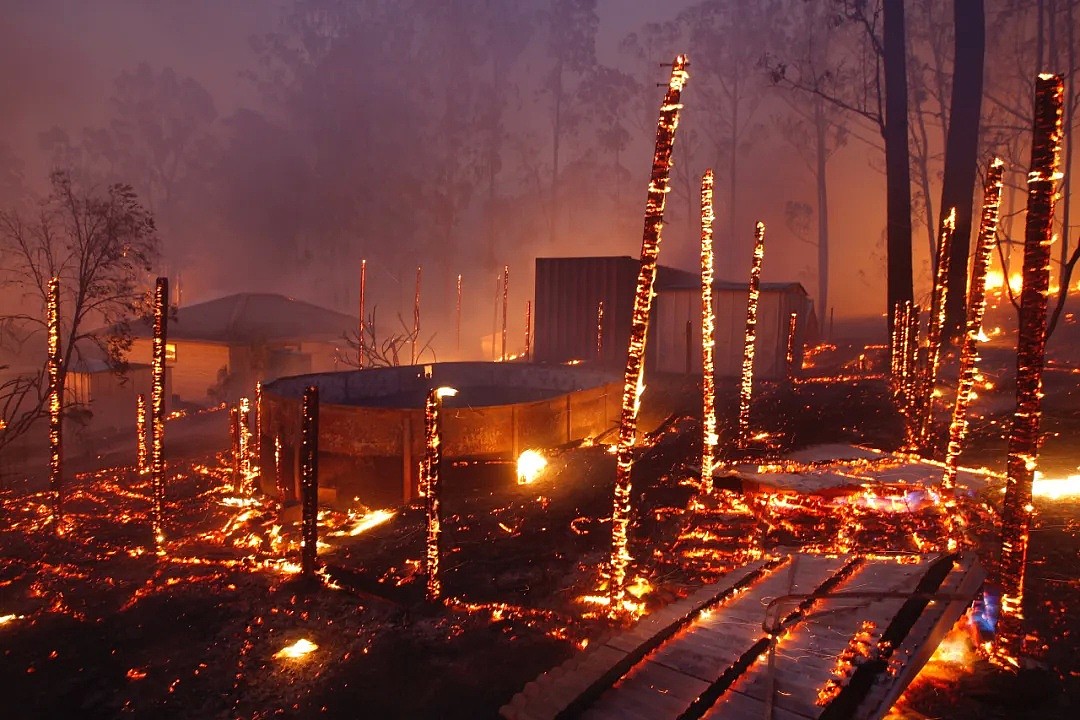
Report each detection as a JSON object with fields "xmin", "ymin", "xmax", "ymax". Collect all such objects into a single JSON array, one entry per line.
[
  {"xmin": 737, "ymin": 222, "xmax": 766, "ymax": 450},
  {"xmin": 524, "ymin": 300, "xmax": 532, "ymax": 361},
  {"xmin": 358, "ymin": 259, "xmax": 367, "ymax": 369},
  {"xmin": 412, "ymin": 266, "xmax": 421, "ymax": 365},
  {"xmin": 700, "ymin": 169, "xmax": 718, "ymax": 493},
  {"xmin": 917, "ymin": 209, "xmax": 956, "ymax": 451},
  {"xmin": 596, "ymin": 301, "xmax": 604, "ymax": 359},
  {"xmin": 254, "ymin": 381, "xmax": 262, "ymax": 477},
  {"xmin": 136, "ymin": 393, "xmax": 148, "ymax": 475},
  {"xmin": 151, "ymin": 277, "xmax": 168, "ymax": 548},
  {"xmin": 230, "ymin": 406, "xmax": 240, "ymax": 490},
  {"xmin": 902, "ymin": 303, "xmax": 921, "ymax": 449},
  {"xmin": 502, "ymin": 265, "xmax": 509, "ymax": 361},
  {"xmin": 997, "ymin": 74, "xmax": 1064, "ymax": 664},
  {"xmin": 456, "ymin": 274, "xmax": 462, "ymax": 354},
  {"xmin": 238, "ymin": 396, "xmax": 251, "ymax": 494},
  {"xmin": 425, "ymin": 386, "xmax": 456, "ymax": 602},
  {"xmin": 785, "ymin": 312, "xmax": 798, "ymax": 380},
  {"xmin": 300, "ymin": 385, "xmax": 319, "ymax": 578},
  {"xmin": 890, "ymin": 303, "xmax": 903, "ymax": 389},
  {"xmin": 608, "ymin": 55, "xmax": 689, "ymax": 607},
  {"xmin": 47, "ymin": 277, "xmax": 62, "ymax": 528},
  {"xmin": 942, "ymin": 158, "xmax": 1004, "ymax": 499}
]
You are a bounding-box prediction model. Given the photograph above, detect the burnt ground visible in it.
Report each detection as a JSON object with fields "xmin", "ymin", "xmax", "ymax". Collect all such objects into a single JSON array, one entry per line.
[{"xmin": 0, "ymin": 356, "xmax": 1078, "ymax": 719}]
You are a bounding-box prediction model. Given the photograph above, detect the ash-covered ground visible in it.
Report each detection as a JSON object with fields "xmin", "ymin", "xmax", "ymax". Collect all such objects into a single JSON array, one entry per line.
[{"xmin": 1, "ymin": 348, "xmax": 1078, "ymax": 719}]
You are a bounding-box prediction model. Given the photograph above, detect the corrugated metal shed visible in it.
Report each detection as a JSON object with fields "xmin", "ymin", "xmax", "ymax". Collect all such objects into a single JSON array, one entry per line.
[
  {"xmin": 652, "ymin": 280, "xmax": 814, "ymax": 378},
  {"xmin": 533, "ymin": 256, "xmax": 697, "ymax": 365}
]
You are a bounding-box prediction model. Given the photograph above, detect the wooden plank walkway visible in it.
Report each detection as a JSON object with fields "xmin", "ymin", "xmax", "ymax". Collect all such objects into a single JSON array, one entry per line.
[{"xmin": 501, "ymin": 552, "xmax": 984, "ymax": 720}]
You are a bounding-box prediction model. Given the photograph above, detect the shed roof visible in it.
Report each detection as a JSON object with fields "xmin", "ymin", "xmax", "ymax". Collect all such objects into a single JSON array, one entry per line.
[{"xmin": 131, "ymin": 293, "xmax": 356, "ymax": 344}]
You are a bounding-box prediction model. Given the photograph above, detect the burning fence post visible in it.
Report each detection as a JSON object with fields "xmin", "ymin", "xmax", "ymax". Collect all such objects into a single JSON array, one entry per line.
[
  {"xmin": 608, "ymin": 54, "xmax": 689, "ymax": 608},
  {"xmin": 902, "ymin": 303, "xmax": 921, "ymax": 441},
  {"xmin": 238, "ymin": 397, "xmax": 252, "ymax": 494},
  {"xmin": 456, "ymin": 273, "xmax": 462, "ymax": 354},
  {"xmin": 412, "ymin": 266, "xmax": 422, "ymax": 365},
  {"xmin": 230, "ymin": 405, "xmax": 240, "ymax": 489},
  {"xmin": 47, "ymin": 277, "xmax": 63, "ymax": 527},
  {"xmin": 524, "ymin": 300, "xmax": 532, "ymax": 361},
  {"xmin": 785, "ymin": 312, "xmax": 798, "ymax": 381},
  {"xmin": 300, "ymin": 385, "xmax": 320, "ymax": 578},
  {"xmin": 941, "ymin": 159, "xmax": 1005, "ymax": 508},
  {"xmin": 890, "ymin": 303, "xmax": 903, "ymax": 390},
  {"xmin": 358, "ymin": 259, "xmax": 367, "ymax": 369},
  {"xmin": 997, "ymin": 74, "xmax": 1064, "ymax": 664},
  {"xmin": 136, "ymin": 394, "xmax": 148, "ymax": 475},
  {"xmin": 502, "ymin": 265, "xmax": 509, "ymax": 361},
  {"xmin": 737, "ymin": 222, "xmax": 766, "ymax": 451},
  {"xmin": 596, "ymin": 301, "xmax": 605, "ymax": 359},
  {"xmin": 700, "ymin": 170, "xmax": 718, "ymax": 493},
  {"xmin": 151, "ymin": 277, "xmax": 168, "ymax": 548},
  {"xmin": 254, "ymin": 381, "xmax": 262, "ymax": 478},
  {"xmin": 425, "ymin": 386, "xmax": 457, "ymax": 602},
  {"xmin": 916, "ymin": 209, "xmax": 956, "ymax": 451}
]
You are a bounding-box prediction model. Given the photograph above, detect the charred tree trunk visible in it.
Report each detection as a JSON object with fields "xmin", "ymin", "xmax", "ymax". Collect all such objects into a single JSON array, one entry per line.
[
  {"xmin": 609, "ymin": 55, "xmax": 689, "ymax": 607},
  {"xmin": 997, "ymin": 75, "xmax": 1064, "ymax": 664},
  {"xmin": 884, "ymin": 0, "xmax": 914, "ymax": 344},
  {"xmin": 941, "ymin": 0, "xmax": 987, "ymax": 341}
]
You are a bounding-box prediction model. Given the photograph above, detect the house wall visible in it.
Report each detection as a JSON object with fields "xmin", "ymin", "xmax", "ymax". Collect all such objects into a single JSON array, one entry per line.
[{"xmin": 130, "ymin": 338, "xmax": 230, "ymax": 406}]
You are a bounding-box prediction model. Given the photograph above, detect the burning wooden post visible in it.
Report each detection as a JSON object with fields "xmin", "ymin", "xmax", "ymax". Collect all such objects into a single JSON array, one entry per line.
[
  {"xmin": 608, "ymin": 55, "xmax": 689, "ymax": 607},
  {"xmin": 737, "ymin": 222, "xmax": 766, "ymax": 450},
  {"xmin": 997, "ymin": 74, "xmax": 1064, "ymax": 664},
  {"xmin": 502, "ymin": 264, "xmax": 509, "ymax": 361},
  {"xmin": 47, "ymin": 277, "xmax": 62, "ymax": 527},
  {"xmin": 412, "ymin": 266, "xmax": 421, "ymax": 365},
  {"xmin": 916, "ymin": 208, "xmax": 956, "ymax": 450},
  {"xmin": 456, "ymin": 273, "xmax": 462, "ymax": 354},
  {"xmin": 699, "ymin": 170, "xmax": 717, "ymax": 493},
  {"xmin": 229, "ymin": 405, "xmax": 240, "ymax": 489},
  {"xmin": 890, "ymin": 302, "xmax": 903, "ymax": 389},
  {"xmin": 492, "ymin": 271, "xmax": 499, "ymax": 361},
  {"xmin": 300, "ymin": 385, "xmax": 320, "ymax": 578},
  {"xmin": 524, "ymin": 300, "xmax": 532, "ymax": 361},
  {"xmin": 151, "ymin": 277, "xmax": 168, "ymax": 548},
  {"xmin": 942, "ymin": 158, "xmax": 1005, "ymax": 500},
  {"xmin": 902, "ymin": 302, "xmax": 922, "ymax": 449},
  {"xmin": 238, "ymin": 396, "xmax": 252, "ymax": 494},
  {"xmin": 358, "ymin": 259, "xmax": 367, "ymax": 368},
  {"xmin": 425, "ymin": 386, "xmax": 456, "ymax": 602},
  {"xmin": 785, "ymin": 312, "xmax": 798, "ymax": 380},
  {"xmin": 596, "ymin": 301, "xmax": 604, "ymax": 359},
  {"xmin": 254, "ymin": 381, "xmax": 262, "ymax": 476},
  {"xmin": 136, "ymin": 394, "xmax": 148, "ymax": 475}
]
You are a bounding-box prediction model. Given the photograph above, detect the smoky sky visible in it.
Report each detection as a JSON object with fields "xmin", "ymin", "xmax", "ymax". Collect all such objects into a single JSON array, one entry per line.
[{"xmin": 0, "ymin": 0, "xmax": 1075, "ymax": 360}]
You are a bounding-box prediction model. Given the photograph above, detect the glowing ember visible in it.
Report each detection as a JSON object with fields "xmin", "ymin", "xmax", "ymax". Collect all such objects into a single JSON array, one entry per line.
[
  {"xmin": 997, "ymin": 73, "xmax": 1064, "ymax": 663},
  {"xmin": 273, "ymin": 638, "xmax": 318, "ymax": 660},
  {"xmin": 609, "ymin": 54, "xmax": 689, "ymax": 609},
  {"xmin": 1032, "ymin": 471, "xmax": 1080, "ymax": 499},
  {"xmin": 737, "ymin": 221, "xmax": 765, "ymax": 450},
  {"xmin": 516, "ymin": 450, "xmax": 547, "ymax": 485},
  {"xmin": 47, "ymin": 277, "xmax": 63, "ymax": 526},
  {"xmin": 0, "ymin": 613, "xmax": 24, "ymax": 626},
  {"xmin": 700, "ymin": 169, "xmax": 718, "ymax": 492},
  {"xmin": 329, "ymin": 508, "xmax": 397, "ymax": 536}
]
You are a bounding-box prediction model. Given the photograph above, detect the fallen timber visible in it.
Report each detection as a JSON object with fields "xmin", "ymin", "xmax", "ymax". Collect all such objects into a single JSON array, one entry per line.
[{"xmin": 502, "ymin": 551, "xmax": 984, "ymax": 720}]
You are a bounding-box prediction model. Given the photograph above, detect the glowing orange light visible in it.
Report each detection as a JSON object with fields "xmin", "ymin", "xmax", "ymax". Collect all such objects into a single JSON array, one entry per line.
[
  {"xmin": 596, "ymin": 300, "xmax": 604, "ymax": 359},
  {"xmin": 516, "ymin": 450, "xmax": 547, "ymax": 485},
  {"xmin": 273, "ymin": 638, "xmax": 318, "ymax": 660}
]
